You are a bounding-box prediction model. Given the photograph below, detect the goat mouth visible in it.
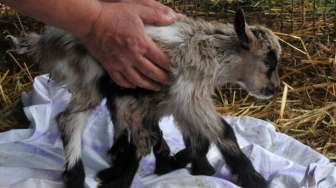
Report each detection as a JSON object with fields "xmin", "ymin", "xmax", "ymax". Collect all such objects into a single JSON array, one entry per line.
[
  {"xmin": 249, "ymin": 93, "xmax": 273, "ymax": 100},
  {"xmin": 235, "ymin": 82, "xmax": 274, "ymax": 100}
]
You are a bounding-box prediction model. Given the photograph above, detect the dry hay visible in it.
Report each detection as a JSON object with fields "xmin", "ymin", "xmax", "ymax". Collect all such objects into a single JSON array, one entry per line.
[
  {"xmin": 0, "ymin": 4, "xmax": 42, "ymax": 131},
  {"xmin": 0, "ymin": 2, "xmax": 335, "ymax": 160}
]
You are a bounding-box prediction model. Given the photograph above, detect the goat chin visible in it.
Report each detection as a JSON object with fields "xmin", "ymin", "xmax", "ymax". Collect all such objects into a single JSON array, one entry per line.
[
  {"xmin": 235, "ymin": 82, "xmax": 273, "ymax": 100},
  {"xmin": 249, "ymin": 93, "xmax": 273, "ymax": 100}
]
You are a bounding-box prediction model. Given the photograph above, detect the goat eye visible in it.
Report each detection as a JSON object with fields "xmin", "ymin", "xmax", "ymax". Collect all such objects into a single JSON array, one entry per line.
[
  {"xmin": 266, "ymin": 50, "xmax": 277, "ymax": 64},
  {"xmin": 264, "ymin": 50, "xmax": 277, "ymax": 70},
  {"xmin": 265, "ymin": 63, "xmax": 277, "ymax": 79},
  {"xmin": 213, "ymin": 29, "xmax": 225, "ymax": 35},
  {"xmin": 265, "ymin": 62, "xmax": 276, "ymax": 70}
]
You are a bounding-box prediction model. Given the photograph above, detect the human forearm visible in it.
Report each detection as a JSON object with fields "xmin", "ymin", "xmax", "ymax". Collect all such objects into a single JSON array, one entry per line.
[
  {"xmin": 1, "ymin": 0, "xmax": 101, "ymax": 38},
  {"xmin": 2, "ymin": 0, "xmax": 180, "ymax": 90}
]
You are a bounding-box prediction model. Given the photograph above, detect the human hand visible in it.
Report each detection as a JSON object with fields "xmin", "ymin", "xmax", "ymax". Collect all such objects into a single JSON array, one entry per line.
[{"xmin": 79, "ymin": 2, "xmax": 180, "ymax": 90}]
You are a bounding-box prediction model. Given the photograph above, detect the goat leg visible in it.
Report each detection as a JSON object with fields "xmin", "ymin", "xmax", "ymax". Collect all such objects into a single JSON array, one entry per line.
[
  {"xmin": 97, "ymin": 130, "xmax": 140, "ymax": 188},
  {"xmin": 58, "ymin": 100, "xmax": 99, "ymax": 187},
  {"xmin": 139, "ymin": 113, "xmax": 177, "ymax": 175},
  {"xmin": 216, "ymin": 118, "xmax": 268, "ymax": 188},
  {"xmin": 97, "ymin": 130, "xmax": 129, "ymax": 181},
  {"xmin": 153, "ymin": 128, "xmax": 181, "ymax": 175},
  {"xmin": 184, "ymin": 135, "xmax": 215, "ymax": 176}
]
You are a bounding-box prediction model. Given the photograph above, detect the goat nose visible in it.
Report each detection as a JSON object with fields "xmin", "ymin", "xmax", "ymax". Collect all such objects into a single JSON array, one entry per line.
[
  {"xmin": 264, "ymin": 85, "xmax": 275, "ymax": 95},
  {"xmin": 274, "ymin": 85, "xmax": 280, "ymax": 93}
]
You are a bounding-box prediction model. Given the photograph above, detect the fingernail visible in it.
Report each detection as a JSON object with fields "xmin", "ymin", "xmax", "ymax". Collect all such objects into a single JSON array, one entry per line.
[{"xmin": 163, "ymin": 9, "xmax": 177, "ymax": 20}]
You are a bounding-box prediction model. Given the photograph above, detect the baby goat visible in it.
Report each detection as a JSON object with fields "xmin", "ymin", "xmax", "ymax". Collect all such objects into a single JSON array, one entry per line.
[{"xmin": 10, "ymin": 9, "xmax": 281, "ymax": 188}]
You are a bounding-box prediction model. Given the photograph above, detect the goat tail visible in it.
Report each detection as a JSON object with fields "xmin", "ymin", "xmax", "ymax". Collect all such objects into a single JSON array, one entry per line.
[{"xmin": 8, "ymin": 27, "xmax": 105, "ymax": 89}]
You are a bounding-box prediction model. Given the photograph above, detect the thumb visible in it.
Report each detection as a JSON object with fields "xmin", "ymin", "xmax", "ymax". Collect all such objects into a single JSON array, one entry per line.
[{"xmin": 137, "ymin": 6, "xmax": 177, "ymax": 26}]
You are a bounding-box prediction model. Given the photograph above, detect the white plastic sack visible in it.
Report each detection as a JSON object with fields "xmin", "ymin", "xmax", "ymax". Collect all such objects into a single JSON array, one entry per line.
[{"xmin": 0, "ymin": 74, "xmax": 335, "ymax": 188}]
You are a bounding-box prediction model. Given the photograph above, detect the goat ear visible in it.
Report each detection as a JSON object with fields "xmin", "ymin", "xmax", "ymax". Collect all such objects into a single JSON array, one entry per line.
[{"xmin": 234, "ymin": 8, "xmax": 255, "ymax": 49}]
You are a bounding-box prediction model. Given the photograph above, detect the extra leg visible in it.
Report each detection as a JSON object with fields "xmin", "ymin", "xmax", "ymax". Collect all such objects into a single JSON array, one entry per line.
[
  {"xmin": 97, "ymin": 95, "xmax": 145, "ymax": 188},
  {"xmin": 97, "ymin": 130, "xmax": 130, "ymax": 181},
  {"xmin": 141, "ymin": 112, "xmax": 186, "ymax": 175},
  {"xmin": 216, "ymin": 118, "xmax": 268, "ymax": 188},
  {"xmin": 97, "ymin": 130, "xmax": 140, "ymax": 188},
  {"xmin": 153, "ymin": 128, "xmax": 183, "ymax": 175},
  {"xmin": 184, "ymin": 135, "xmax": 215, "ymax": 176}
]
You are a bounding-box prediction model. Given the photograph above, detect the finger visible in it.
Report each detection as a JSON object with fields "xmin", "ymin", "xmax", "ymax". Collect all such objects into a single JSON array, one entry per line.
[
  {"xmin": 109, "ymin": 71, "xmax": 135, "ymax": 88},
  {"xmin": 176, "ymin": 13, "xmax": 187, "ymax": 20},
  {"xmin": 126, "ymin": 0, "xmax": 173, "ymax": 15},
  {"xmin": 136, "ymin": 5, "xmax": 176, "ymax": 26},
  {"xmin": 125, "ymin": 67, "xmax": 161, "ymax": 91},
  {"xmin": 126, "ymin": 0, "xmax": 183, "ymax": 23},
  {"xmin": 135, "ymin": 55, "xmax": 170, "ymax": 84},
  {"xmin": 139, "ymin": 0, "xmax": 173, "ymax": 13},
  {"xmin": 143, "ymin": 35, "xmax": 170, "ymax": 71},
  {"xmin": 102, "ymin": 60, "xmax": 124, "ymax": 73}
]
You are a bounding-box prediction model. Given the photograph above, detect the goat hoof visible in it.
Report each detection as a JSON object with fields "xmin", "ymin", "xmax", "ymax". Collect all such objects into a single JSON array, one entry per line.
[
  {"xmin": 155, "ymin": 148, "xmax": 194, "ymax": 174},
  {"xmin": 63, "ymin": 161, "xmax": 85, "ymax": 188},
  {"xmin": 155, "ymin": 156, "xmax": 177, "ymax": 175},
  {"xmin": 173, "ymin": 149, "xmax": 191, "ymax": 168},
  {"xmin": 238, "ymin": 171, "xmax": 268, "ymax": 188},
  {"xmin": 96, "ymin": 167, "xmax": 122, "ymax": 183},
  {"xmin": 98, "ymin": 178, "xmax": 128, "ymax": 188},
  {"xmin": 191, "ymin": 158, "xmax": 215, "ymax": 176}
]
